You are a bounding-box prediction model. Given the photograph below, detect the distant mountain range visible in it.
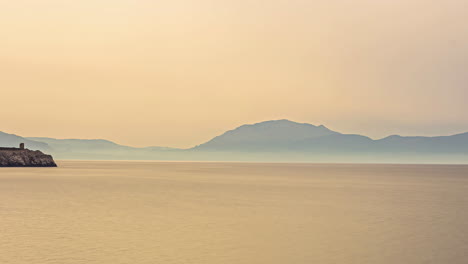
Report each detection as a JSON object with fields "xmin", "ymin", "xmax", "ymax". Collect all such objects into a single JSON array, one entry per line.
[
  {"xmin": 1, "ymin": 120, "xmax": 468, "ymax": 163},
  {"xmin": 194, "ymin": 120, "xmax": 468, "ymax": 154}
]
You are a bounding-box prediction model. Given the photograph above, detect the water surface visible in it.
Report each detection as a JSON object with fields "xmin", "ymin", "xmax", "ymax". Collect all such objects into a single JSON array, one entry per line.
[{"xmin": 1, "ymin": 161, "xmax": 467, "ymax": 264}]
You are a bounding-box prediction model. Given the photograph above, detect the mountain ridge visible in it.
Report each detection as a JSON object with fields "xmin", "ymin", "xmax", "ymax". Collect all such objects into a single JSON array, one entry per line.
[
  {"xmin": 1, "ymin": 119, "xmax": 467, "ymax": 163},
  {"xmin": 192, "ymin": 119, "xmax": 339, "ymax": 151}
]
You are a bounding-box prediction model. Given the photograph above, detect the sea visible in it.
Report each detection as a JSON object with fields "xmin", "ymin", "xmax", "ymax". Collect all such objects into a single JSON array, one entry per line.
[{"xmin": 1, "ymin": 161, "xmax": 467, "ymax": 264}]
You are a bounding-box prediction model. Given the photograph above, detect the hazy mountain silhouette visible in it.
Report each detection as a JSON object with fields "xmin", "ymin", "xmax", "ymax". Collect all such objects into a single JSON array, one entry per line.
[
  {"xmin": 26, "ymin": 137, "xmax": 180, "ymax": 160},
  {"xmin": 193, "ymin": 120, "xmax": 468, "ymax": 154},
  {"xmin": 191, "ymin": 120, "xmax": 380, "ymax": 152},
  {"xmin": 192, "ymin": 120, "xmax": 339, "ymax": 151},
  {"xmin": 28, "ymin": 137, "xmax": 134, "ymax": 152},
  {"xmin": 374, "ymin": 133, "xmax": 468, "ymax": 153},
  {"xmin": 1, "ymin": 119, "xmax": 467, "ymax": 163}
]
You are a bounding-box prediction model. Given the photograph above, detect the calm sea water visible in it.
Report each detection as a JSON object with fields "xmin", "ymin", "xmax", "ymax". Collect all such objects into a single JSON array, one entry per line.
[{"xmin": 1, "ymin": 161, "xmax": 467, "ymax": 264}]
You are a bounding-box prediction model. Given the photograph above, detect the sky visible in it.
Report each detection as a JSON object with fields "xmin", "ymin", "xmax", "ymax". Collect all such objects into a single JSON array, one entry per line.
[{"xmin": 1, "ymin": 0, "xmax": 468, "ymax": 148}]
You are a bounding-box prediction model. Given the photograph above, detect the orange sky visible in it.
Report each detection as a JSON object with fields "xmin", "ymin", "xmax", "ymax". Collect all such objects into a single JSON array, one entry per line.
[{"xmin": 1, "ymin": 0, "xmax": 468, "ymax": 147}]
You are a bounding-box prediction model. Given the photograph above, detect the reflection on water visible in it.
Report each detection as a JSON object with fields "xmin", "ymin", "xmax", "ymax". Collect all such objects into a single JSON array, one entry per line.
[{"xmin": 1, "ymin": 161, "xmax": 468, "ymax": 264}]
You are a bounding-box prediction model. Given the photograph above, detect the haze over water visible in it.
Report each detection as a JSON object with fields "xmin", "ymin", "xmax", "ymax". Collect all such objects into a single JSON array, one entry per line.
[{"xmin": 1, "ymin": 161, "xmax": 468, "ymax": 264}]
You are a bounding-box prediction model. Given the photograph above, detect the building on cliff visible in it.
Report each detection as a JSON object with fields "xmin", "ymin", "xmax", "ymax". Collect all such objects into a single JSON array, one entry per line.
[{"xmin": 0, "ymin": 143, "xmax": 25, "ymax": 151}]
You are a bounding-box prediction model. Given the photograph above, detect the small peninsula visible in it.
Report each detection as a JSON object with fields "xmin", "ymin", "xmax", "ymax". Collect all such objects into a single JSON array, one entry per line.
[{"xmin": 0, "ymin": 143, "xmax": 57, "ymax": 167}]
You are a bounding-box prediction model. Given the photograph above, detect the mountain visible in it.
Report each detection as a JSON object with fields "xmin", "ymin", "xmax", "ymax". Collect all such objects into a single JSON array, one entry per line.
[
  {"xmin": 26, "ymin": 137, "xmax": 180, "ymax": 160},
  {"xmin": 0, "ymin": 131, "xmax": 51, "ymax": 151},
  {"xmin": 192, "ymin": 120, "xmax": 377, "ymax": 152},
  {"xmin": 27, "ymin": 137, "xmax": 133, "ymax": 152},
  {"xmin": 374, "ymin": 133, "xmax": 468, "ymax": 153},
  {"xmin": 193, "ymin": 119, "xmax": 339, "ymax": 151},
  {"xmin": 1, "ymin": 119, "xmax": 467, "ymax": 163},
  {"xmin": 193, "ymin": 120, "xmax": 468, "ymax": 155}
]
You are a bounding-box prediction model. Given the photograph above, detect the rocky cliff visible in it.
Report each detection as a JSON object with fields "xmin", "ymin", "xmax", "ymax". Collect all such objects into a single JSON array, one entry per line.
[{"xmin": 0, "ymin": 149, "xmax": 57, "ymax": 167}]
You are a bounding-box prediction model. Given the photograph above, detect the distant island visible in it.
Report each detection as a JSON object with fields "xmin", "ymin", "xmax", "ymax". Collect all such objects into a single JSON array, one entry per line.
[
  {"xmin": 0, "ymin": 143, "xmax": 57, "ymax": 167},
  {"xmin": 1, "ymin": 120, "xmax": 468, "ymax": 163}
]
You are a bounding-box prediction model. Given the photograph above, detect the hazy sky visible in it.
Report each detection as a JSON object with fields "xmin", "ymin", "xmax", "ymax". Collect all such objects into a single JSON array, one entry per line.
[{"xmin": 1, "ymin": 0, "xmax": 468, "ymax": 147}]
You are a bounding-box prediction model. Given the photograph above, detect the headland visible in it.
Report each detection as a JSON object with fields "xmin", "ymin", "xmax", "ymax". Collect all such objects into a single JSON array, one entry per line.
[{"xmin": 0, "ymin": 143, "xmax": 57, "ymax": 167}]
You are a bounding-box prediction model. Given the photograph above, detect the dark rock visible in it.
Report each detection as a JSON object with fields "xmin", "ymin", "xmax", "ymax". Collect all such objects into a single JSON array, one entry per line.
[{"xmin": 0, "ymin": 149, "xmax": 57, "ymax": 167}]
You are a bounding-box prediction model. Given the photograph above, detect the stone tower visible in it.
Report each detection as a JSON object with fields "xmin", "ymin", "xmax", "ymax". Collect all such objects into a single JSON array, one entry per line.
[{"xmin": 20, "ymin": 143, "xmax": 25, "ymax": 150}]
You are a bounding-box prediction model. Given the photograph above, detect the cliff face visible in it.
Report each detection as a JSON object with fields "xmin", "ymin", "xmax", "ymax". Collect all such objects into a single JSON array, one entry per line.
[{"xmin": 0, "ymin": 149, "xmax": 57, "ymax": 167}]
